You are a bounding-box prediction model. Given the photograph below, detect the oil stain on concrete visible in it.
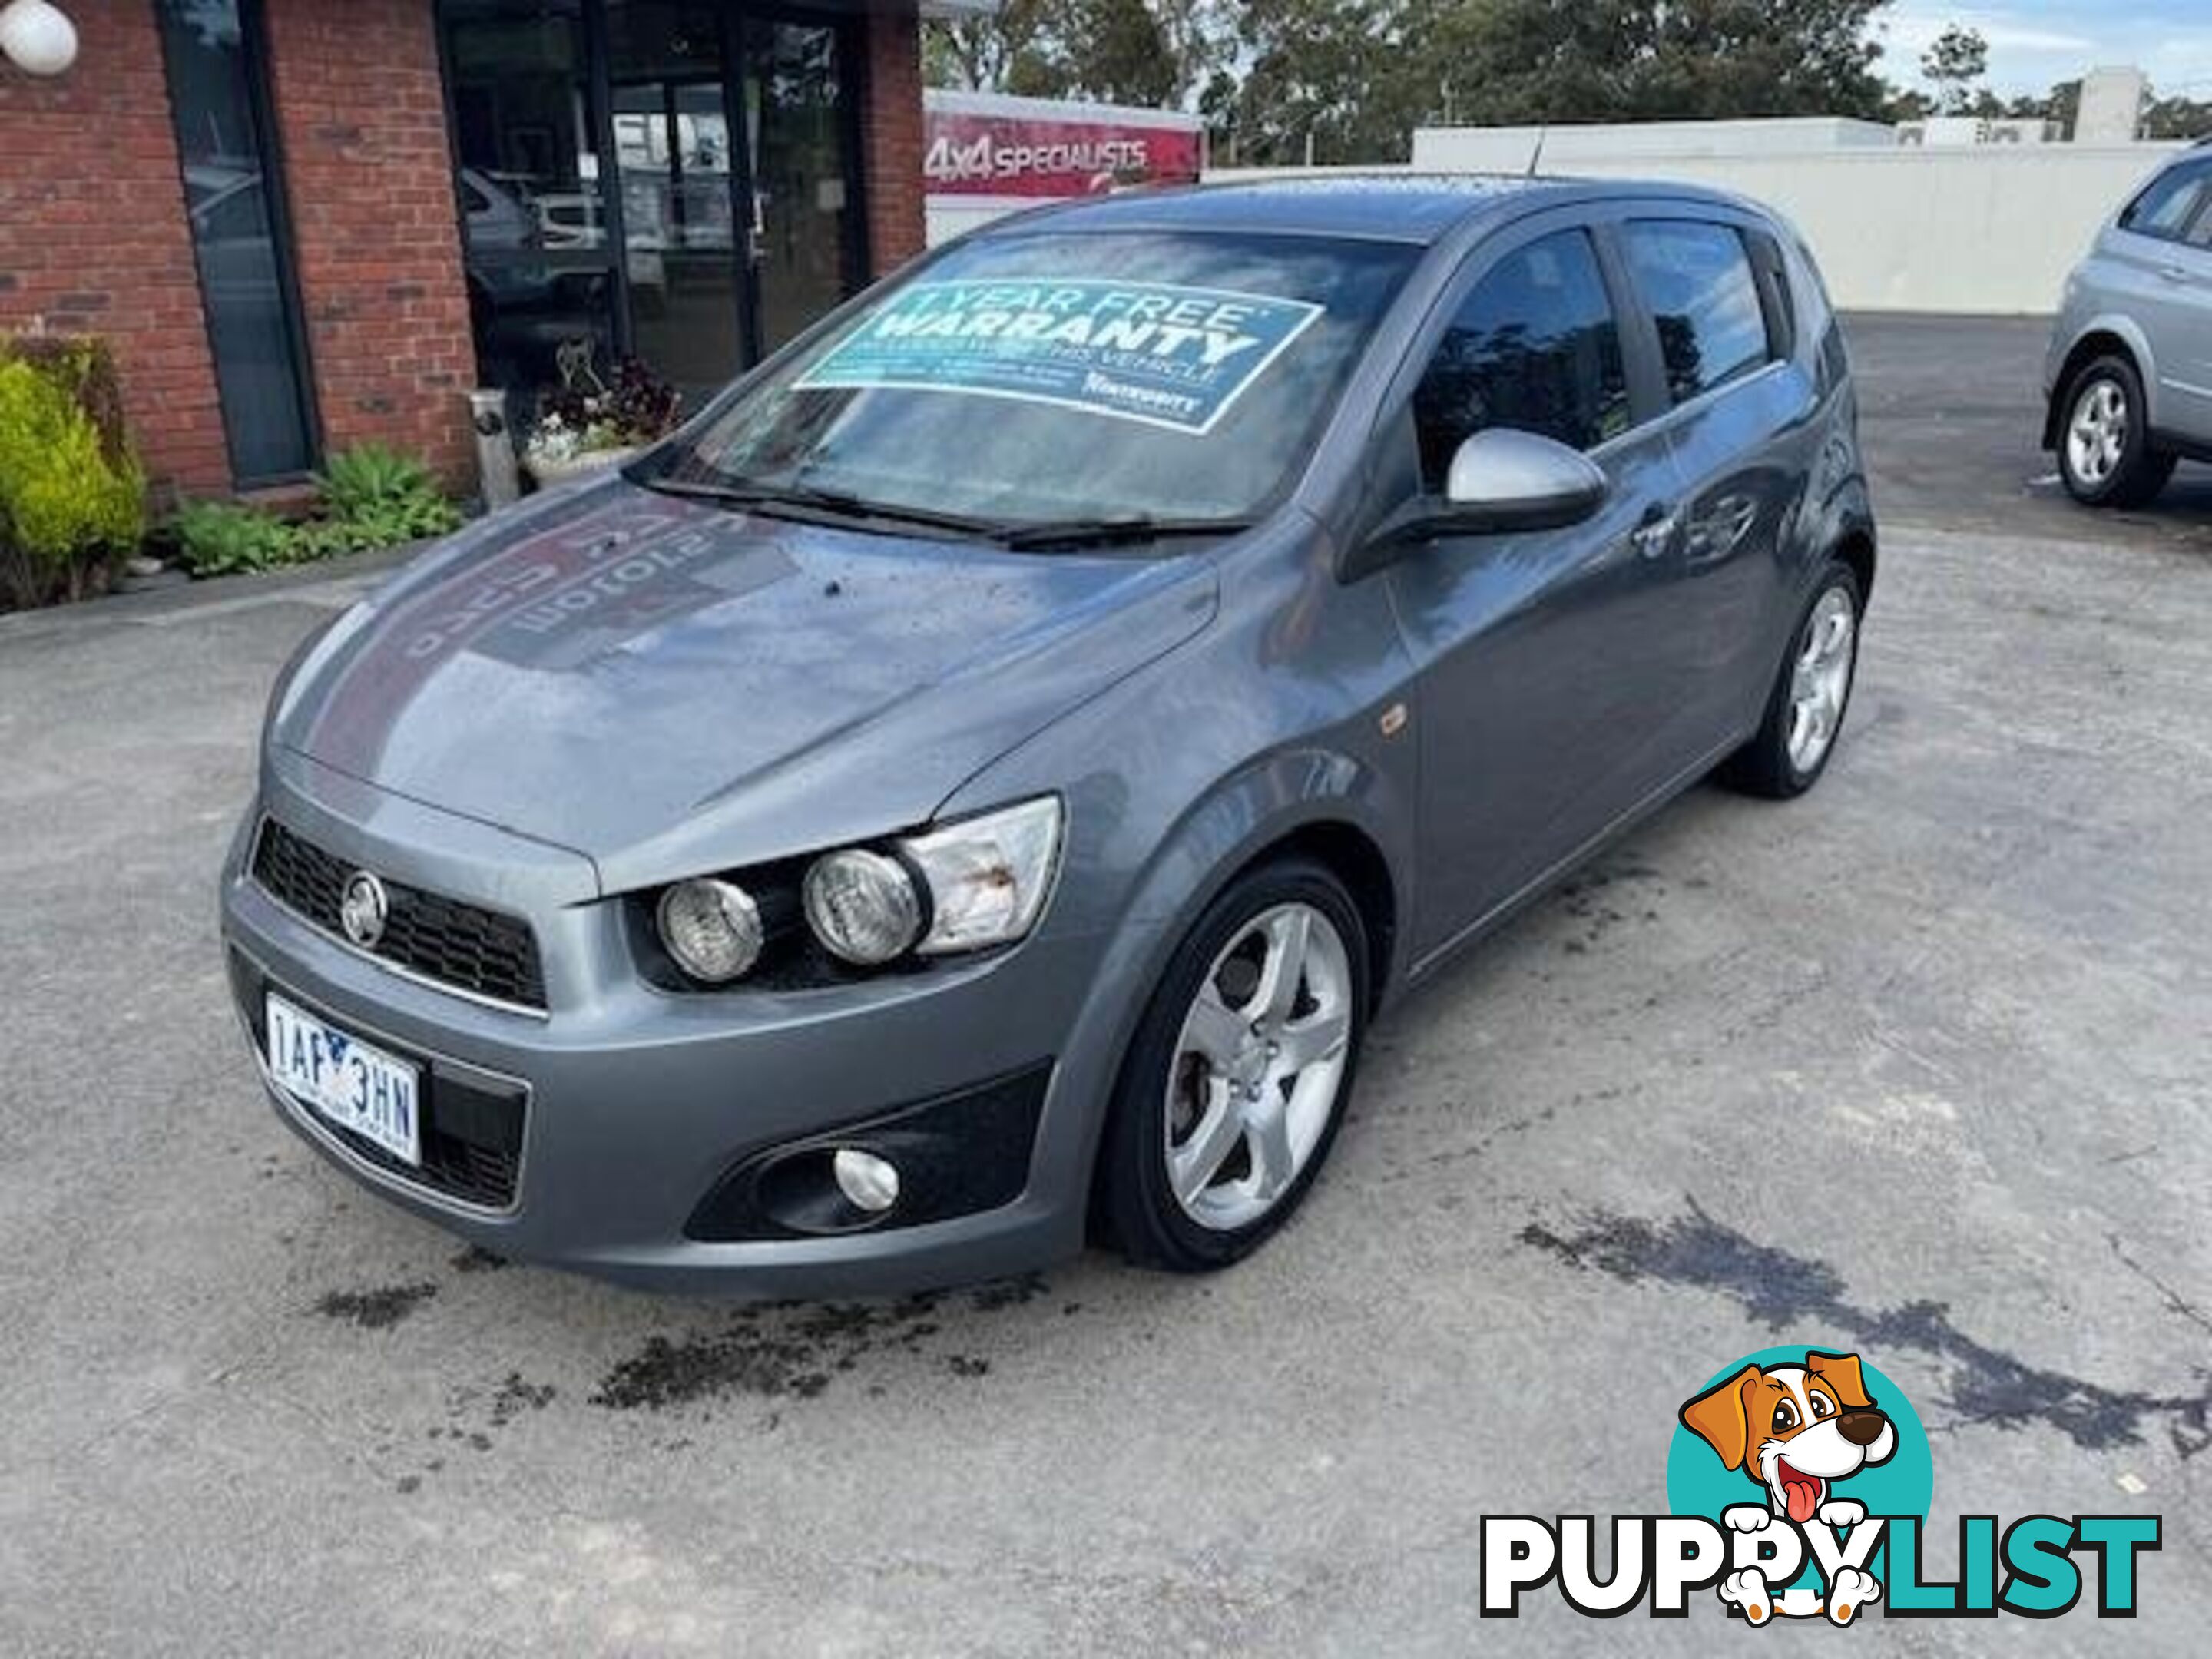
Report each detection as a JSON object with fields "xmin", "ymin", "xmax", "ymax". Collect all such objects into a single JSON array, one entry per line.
[
  {"xmin": 591, "ymin": 1324, "xmax": 850, "ymax": 1409},
  {"xmin": 314, "ymin": 1281, "xmax": 440, "ymax": 1330},
  {"xmin": 1520, "ymin": 1198, "xmax": 2211, "ymax": 1459},
  {"xmin": 590, "ymin": 1277, "xmax": 1045, "ymax": 1411}
]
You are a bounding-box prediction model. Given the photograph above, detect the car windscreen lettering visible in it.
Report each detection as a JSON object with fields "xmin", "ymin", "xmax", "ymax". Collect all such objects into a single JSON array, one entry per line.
[{"xmin": 796, "ymin": 279, "xmax": 1326, "ymax": 435}]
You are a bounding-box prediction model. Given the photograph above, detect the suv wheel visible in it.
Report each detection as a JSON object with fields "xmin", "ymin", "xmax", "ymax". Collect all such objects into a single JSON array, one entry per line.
[
  {"xmin": 1096, "ymin": 858, "xmax": 1369, "ymax": 1272},
  {"xmin": 2058, "ymin": 355, "xmax": 2177, "ymax": 508}
]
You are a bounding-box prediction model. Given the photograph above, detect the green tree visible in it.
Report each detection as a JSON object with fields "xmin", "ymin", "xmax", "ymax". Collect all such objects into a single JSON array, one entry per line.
[
  {"xmin": 1219, "ymin": 0, "xmax": 1436, "ymax": 165},
  {"xmin": 1430, "ymin": 1, "xmax": 1893, "ymax": 131},
  {"xmin": 934, "ymin": 0, "xmax": 1908, "ymax": 167},
  {"xmin": 2003, "ymin": 79, "xmax": 2080, "ymax": 138},
  {"xmin": 924, "ymin": 0, "xmax": 1224, "ymax": 108},
  {"xmin": 2143, "ymin": 90, "xmax": 2212, "ymax": 142},
  {"xmin": 1920, "ymin": 22, "xmax": 1988, "ymax": 114}
]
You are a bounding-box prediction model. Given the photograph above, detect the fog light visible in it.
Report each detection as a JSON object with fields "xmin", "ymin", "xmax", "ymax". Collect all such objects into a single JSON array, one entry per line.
[{"xmin": 832, "ymin": 1147, "xmax": 899, "ymax": 1214}]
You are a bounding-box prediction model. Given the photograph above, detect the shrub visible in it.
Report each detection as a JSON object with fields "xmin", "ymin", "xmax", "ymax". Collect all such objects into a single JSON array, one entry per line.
[
  {"xmin": 312, "ymin": 442, "xmax": 462, "ymax": 546},
  {"xmin": 0, "ymin": 337, "xmax": 146, "ymax": 608},
  {"xmin": 169, "ymin": 443, "xmax": 463, "ymax": 579},
  {"xmin": 170, "ymin": 499, "xmax": 301, "ymax": 577}
]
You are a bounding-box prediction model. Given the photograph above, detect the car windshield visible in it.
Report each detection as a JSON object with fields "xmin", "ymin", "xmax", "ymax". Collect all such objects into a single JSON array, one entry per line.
[{"xmin": 641, "ymin": 229, "xmax": 1420, "ymax": 537}]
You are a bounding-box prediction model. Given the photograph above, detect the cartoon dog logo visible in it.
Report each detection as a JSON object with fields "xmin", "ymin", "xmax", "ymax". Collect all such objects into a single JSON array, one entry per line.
[{"xmin": 1680, "ymin": 1350, "xmax": 1897, "ymax": 1625}]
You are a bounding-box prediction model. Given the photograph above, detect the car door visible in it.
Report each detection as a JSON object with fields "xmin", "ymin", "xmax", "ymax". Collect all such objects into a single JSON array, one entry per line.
[
  {"xmin": 2104, "ymin": 161, "xmax": 2212, "ymax": 445},
  {"xmin": 1376, "ymin": 216, "xmax": 1700, "ymax": 955},
  {"xmin": 1614, "ymin": 215, "xmax": 1816, "ymax": 742}
]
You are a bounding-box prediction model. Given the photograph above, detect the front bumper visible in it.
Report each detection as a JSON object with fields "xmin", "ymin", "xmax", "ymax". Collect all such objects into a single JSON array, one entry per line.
[{"xmin": 218, "ymin": 762, "xmax": 1132, "ymax": 1296}]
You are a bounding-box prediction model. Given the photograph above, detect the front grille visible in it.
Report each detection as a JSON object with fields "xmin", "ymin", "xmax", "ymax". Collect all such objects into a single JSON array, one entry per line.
[
  {"xmin": 252, "ymin": 818, "xmax": 548, "ymax": 1012},
  {"xmin": 230, "ymin": 950, "xmax": 526, "ymax": 1210}
]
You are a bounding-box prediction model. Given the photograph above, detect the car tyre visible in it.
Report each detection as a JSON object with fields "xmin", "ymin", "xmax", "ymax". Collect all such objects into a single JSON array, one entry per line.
[
  {"xmin": 1097, "ymin": 857, "xmax": 1369, "ymax": 1273},
  {"xmin": 1720, "ymin": 560, "xmax": 1863, "ymax": 800},
  {"xmin": 2058, "ymin": 355, "xmax": 2177, "ymax": 508}
]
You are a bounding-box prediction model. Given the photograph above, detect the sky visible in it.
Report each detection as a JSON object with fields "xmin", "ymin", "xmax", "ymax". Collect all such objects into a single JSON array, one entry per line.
[{"xmin": 1879, "ymin": 3, "xmax": 2212, "ymax": 99}]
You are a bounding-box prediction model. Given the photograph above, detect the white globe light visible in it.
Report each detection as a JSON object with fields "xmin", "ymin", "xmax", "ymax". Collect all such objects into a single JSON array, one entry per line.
[{"xmin": 0, "ymin": 1, "xmax": 78, "ymax": 78}]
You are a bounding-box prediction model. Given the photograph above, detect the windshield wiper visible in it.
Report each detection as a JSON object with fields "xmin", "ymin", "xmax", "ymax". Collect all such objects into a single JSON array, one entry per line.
[
  {"xmin": 635, "ymin": 474, "xmax": 1002, "ymax": 540},
  {"xmin": 994, "ymin": 515, "xmax": 1254, "ymax": 552}
]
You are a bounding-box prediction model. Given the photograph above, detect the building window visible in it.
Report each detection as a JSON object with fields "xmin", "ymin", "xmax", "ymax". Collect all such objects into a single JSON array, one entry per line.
[
  {"xmin": 437, "ymin": 0, "xmax": 865, "ymax": 421},
  {"xmin": 157, "ymin": 0, "xmax": 317, "ymax": 484},
  {"xmin": 442, "ymin": 0, "xmax": 624, "ymax": 419}
]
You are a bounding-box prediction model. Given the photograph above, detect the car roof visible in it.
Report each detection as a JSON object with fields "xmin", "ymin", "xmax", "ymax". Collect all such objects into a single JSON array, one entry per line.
[{"xmin": 974, "ymin": 172, "xmax": 1757, "ymax": 247}]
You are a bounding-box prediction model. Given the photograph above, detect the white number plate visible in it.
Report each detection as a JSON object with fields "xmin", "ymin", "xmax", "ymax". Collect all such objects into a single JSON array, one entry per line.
[{"xmin": 266, "ymin": 993, "xmax": 422, "ymax": 1167}]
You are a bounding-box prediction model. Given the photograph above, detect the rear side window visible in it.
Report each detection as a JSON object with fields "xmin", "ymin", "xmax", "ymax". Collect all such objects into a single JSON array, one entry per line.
[
  {"xmin": 1621, "ymin": 220, "xmax": 1772, "ymax": 405},
  {"xmin": 2120, "ymin": 164, "xmax": 2210, "ymax": 240},
  {"xmin": 1743, "ymin": 230, "xmax": 1798, "ymax": 360},
  {"xmin": 1411, "ymin": 228, "xmax": 1631, "ymax": 487}
]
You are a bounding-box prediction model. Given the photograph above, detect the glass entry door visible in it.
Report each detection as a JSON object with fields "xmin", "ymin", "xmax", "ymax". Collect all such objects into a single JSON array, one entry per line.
[
  {"xmin": 605, "ymin": 2, "xmax": 746, "ymax": 405},
  {"xmin": 602, "ymin": 2, "xmax": 857, "ymax": 398},
  {"xmin": 611, "ymin": 75, "xmax": 744, "ymax": 404},
  {"xmin": 741, "ymin": 17, "xmax": 858, "ymax": 356}
]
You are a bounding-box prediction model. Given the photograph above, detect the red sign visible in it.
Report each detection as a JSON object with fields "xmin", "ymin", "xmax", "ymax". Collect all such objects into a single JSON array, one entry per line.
[{"xmin": 922, "ymin": 110, "xmax": 1203, "ymax": 199}]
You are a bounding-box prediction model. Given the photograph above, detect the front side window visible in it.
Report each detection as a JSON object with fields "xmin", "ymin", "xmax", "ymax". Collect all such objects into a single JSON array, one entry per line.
[
  {"xmin": 648, "ymin": 230, "xmax": 1419, "ymax": 531},
  {"xmin": 1409, "ymin": 229, "xmax": 1631, "ymax": 488},
  {"xmin": 1622, "ymin": 220, "xmax": 1772, "ymax": 406},
  {"xmin": 2120, "ymin": 164, "xmax": 2210, "ymax": 240}
]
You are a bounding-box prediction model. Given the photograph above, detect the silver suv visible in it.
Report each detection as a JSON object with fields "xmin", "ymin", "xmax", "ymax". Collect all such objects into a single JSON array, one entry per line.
[{"xmin": 2045, "ymin": 148, "xmax": 2212, "ymax": 506}]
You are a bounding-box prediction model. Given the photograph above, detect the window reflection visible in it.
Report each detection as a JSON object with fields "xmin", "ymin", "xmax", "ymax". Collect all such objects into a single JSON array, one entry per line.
[
  {"xmin": 1412, "ymin": 230, "xmax": 1630, "ymax": 486},
  {"xmin": 1621, "ymin": 220, "xmax": 1772, "ymax": 405},
  {"xmin": 157, "ymin": 0, "xmax": 316, "ymax": 482},
  {"xmin": 442, "ymin": 0, "xmax": 621, "ymax": 419}
]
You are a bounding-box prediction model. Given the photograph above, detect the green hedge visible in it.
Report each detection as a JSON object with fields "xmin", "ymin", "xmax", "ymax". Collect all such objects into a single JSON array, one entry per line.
[{"xmin": 0, "ymin": 336, "xmax": 146, "ymax": 608}]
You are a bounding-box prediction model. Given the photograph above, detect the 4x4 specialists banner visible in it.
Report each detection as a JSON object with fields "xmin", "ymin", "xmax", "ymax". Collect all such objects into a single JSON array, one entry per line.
[{"xmin": 795, "ymin": 280, "xmax": 1325, "ymax": 435}]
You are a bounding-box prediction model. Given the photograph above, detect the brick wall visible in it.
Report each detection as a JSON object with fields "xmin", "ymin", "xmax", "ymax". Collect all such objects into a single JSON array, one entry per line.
[
  {"xmin": 861, "ymin": 5, "xmax": 926, "ymax": 279},
  {"xmin": 2, "ymin": 0, "xmax": 922, "ymax": 503},
  {"xmin": 262, "ymin": 0, "xmax": 475, "ymax": 485},
  {"xmin": 0, "ymin": 1, "xmax": 230, "ymax": 497}
]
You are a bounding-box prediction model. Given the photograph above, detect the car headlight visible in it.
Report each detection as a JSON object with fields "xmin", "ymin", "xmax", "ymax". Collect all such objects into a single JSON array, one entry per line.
[
  {"xmin": 897, "ymin": 795, "xmax": 1061, "ymax": 955},
  {"xmin": 803, "ymin": 848, "xmax": 924, "ymax": 966},
  {"xmin": 657, "ymin": 878, "xmax": 765, "ymax": 983},
  {"xmin": 647, "ymin": 796, "xmax": 1063, "ymax": 988}
]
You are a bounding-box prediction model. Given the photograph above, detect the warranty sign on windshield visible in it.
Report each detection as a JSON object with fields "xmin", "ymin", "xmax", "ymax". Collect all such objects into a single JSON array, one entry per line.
[{"xmin": 795, "ymin": 279, "xmax": 1326, "ymax": 435}]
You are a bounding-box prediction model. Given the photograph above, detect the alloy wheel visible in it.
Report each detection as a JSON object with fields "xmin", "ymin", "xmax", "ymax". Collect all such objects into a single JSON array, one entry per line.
[
  {"xmin": 2066, "ymin": 378, "xmax": 2128, "ymax": 488},
  {"xmin": 1164, "ymin": 901, "xmax": 1353, "ymax": 1232},
  {"xmin": 1787, "ymin": 586, "xmax": 1856, "ymax": 774}
]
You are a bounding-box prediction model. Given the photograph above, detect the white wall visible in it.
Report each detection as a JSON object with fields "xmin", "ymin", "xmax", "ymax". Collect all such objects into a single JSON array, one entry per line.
[
  {"xmin": 926, "ymin": 197, "xmax": 1035, "ymax": 244},
  {"xmin": 1412, "ymin": 118, "xmax": 1896, "ymax": 169},
  {"xmin": 1226, "ymin": 141, "xmax": 2182, "ymax": 315}
]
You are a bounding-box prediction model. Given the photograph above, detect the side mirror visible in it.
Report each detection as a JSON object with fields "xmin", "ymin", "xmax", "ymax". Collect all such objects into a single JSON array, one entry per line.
[
  {"xmin": 1348, "ymin": 429, "xmax": 1610, "ymax": 579},
  {"xmin": 1443, "ymin": 429, "xmax": 1610, "ymax": 531}
]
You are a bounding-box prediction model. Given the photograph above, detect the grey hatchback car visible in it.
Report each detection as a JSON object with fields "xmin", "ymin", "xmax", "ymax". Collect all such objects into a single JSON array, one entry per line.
[
  {"xmin": 221, "ymin": 177, "xmax": 1874, "ymax": 1294},
  {"xmin": 2046, "ymin": 145, "xmax": 2212, "ymax": 506}
]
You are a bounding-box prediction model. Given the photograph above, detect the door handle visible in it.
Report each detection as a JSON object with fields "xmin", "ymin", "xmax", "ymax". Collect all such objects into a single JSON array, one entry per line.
[
  {"xmin": 2159, "ymin": 262, "xmax": 2191, "ymax": 284},
  {"xmin": 1631, "ymin": 505, "xmax": 1681, "ymax": 559}
]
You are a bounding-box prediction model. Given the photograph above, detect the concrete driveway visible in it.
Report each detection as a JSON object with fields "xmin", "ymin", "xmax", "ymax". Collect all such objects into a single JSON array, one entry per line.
[{"xmin": 2, "ymin": 316, "xmax": 2207, "ymax": 1654}]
